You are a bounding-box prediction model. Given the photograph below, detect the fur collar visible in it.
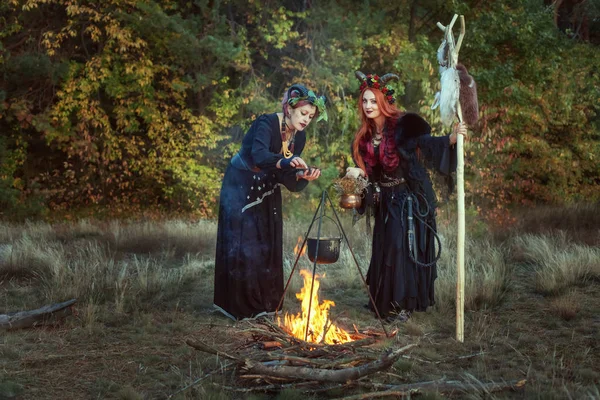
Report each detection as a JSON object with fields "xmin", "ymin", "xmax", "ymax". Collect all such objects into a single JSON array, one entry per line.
[{"xmin": 394, "ymin": 113, "xmax": 431, "ymax": 147}]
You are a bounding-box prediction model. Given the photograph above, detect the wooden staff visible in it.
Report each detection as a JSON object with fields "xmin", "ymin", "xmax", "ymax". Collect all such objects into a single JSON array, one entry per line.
[{"xmin": 436, "ymin": 14, "xmax": 466, "ymax": 343}]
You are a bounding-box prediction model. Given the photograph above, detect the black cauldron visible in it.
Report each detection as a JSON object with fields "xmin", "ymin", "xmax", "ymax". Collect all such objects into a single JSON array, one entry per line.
[{"xmin": 305, "ymin": 216, "xmax": 342, "ymax": 264}]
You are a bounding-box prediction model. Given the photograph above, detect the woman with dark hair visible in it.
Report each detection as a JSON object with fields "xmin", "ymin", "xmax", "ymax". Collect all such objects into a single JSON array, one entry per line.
[
  {"xmin": 214, "ymin": 84, "xmax": 327, "ymax": 320},
  {"xmin": 346, "ymin": 72, "xmax": 466, "ymax": 322}
]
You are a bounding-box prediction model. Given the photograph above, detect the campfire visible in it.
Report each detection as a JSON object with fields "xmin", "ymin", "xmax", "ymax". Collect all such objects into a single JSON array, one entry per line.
[
  {"xmin": 293, "ymin": 236, "xmax": 306, "ymax": 256},
  {"xmin": 182, "ymin": 183, "xmax": 526, "ymax": 397},
  {"xmin": 278, "ymin": 269, "xmax": 352, "ymax": 344}
]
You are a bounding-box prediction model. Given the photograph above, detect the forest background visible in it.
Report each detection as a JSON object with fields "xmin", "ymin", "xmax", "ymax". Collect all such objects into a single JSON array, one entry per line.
[
  {"xmin": 1, "ymin": 0, "xmax": 599, "ymax": 222},
  {"xmin": 2, "ymin": 1, "xmax": 600, "ymax": 398}
]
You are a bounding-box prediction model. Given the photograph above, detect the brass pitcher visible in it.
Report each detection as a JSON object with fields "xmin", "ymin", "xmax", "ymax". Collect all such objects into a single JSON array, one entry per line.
[{"xmin": 339, "ymin": 193, "xmax": 362, "ymax": 209}]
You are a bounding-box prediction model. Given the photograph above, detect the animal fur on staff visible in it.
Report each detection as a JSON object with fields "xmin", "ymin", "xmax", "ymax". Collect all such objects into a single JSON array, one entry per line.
[
  {"xmin": 456, "ymin": 64, "xmax": 479, "ymax": 126},
  {"xmin": 432, "ymin": 40, "xmax": 479, "ymax": 127}
]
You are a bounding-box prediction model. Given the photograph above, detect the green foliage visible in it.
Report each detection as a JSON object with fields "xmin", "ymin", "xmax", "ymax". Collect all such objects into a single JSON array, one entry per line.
[
  {"xmin": 464, "ymin": 0, "xmax": 600, "ymax": 217},
  {"xmin": 0, "ymin": 135, "xmax": 22, "ymax": 211},
  {"xmin": 0, "ymin": 0, "xmax": 599, "ymax": 219},
  {"xmin": 0, "ymin": 131, "xmax": 46, "ymax": 220}
]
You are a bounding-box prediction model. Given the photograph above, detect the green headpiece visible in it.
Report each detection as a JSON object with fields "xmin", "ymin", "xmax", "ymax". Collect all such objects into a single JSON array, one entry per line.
[{"xmin": 286, "ymin": 84, "xmax": 328, "ymax": 122}]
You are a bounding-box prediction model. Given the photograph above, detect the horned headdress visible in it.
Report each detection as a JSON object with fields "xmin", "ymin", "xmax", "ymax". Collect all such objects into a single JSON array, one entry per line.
[{"xmin": 355, "ymin": 71, "xmax": 400, "ymax": 104}]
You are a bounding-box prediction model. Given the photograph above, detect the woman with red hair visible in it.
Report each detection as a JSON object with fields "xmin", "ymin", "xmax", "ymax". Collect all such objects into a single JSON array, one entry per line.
[{"xmin": 346, "ymin": 71, "xmax": 466, "ymax": 322}]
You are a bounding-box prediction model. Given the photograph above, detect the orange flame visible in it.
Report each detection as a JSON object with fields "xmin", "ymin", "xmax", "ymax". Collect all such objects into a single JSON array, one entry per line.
[
  {"xmin": 278, "ymin": 270, "xmax": 352, "ymax": 344},
  {"xmin": 293, "ymin": 236, "xmax": 306, "ymax": 256}
]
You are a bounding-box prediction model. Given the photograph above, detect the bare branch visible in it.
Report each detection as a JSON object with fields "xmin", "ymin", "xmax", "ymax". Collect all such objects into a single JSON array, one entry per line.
[{"xmin": 455, "ymin": 15, "xmax": 466, "ymax": 56}]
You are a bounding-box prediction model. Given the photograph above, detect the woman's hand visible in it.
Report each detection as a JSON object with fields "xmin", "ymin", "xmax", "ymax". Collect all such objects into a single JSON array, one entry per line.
[
  {"xmin": 450, "ymin": 122, "xmax": 468, "ymax": 145},
  {"xmin": 345, "ymin": 167, "xmax": 365, "ymax": 179},
  {"xmin": 277, "ymin": 156, "xmax": 308, "ymax": 170},
  {"xmin": 297, "ymin": 167, "xmax": 321, "ymax": 181}
]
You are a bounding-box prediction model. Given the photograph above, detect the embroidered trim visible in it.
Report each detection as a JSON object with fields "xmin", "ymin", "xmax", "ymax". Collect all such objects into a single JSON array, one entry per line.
[{"xmin": 241, "ymin": 183, "xmax": 282, "ymax": 213}]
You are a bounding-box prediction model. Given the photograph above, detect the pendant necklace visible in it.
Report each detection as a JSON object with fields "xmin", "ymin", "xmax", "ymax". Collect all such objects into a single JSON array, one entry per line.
[
  {"xmin": 372, "ymin": 125, "xmax": 384, "ymax": 146},
  {"xmin": 281, "ymin": 115, "xmax": 296, "ymax": 159}
]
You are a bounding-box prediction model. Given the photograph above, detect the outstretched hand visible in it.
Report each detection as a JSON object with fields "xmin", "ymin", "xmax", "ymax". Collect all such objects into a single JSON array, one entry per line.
[
  {"xmin": 289, "ymin": 157, "xmax": 308, "ymax": 170},
  {"xmin": 297, "ymin": 167, "xmax": 321, "ymax": 181}
]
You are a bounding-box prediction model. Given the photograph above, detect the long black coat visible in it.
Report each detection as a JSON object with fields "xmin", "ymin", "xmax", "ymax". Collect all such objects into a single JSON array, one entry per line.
[
  {"xmin": 358, "ymin": 113, "xmax": 456, "ymax": 316},
  {"xmin": 214, "ymin": 113, "xmax": 309, "ymax": 320}
]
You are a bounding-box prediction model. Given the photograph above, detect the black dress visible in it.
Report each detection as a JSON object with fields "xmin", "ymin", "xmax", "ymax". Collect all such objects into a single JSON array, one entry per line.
[
  {"xmin": 360, "ymin": 113, "xmax": 456, "ymax": 317},
  {"xmin": 214, "ymin": 113, "xmax": 309, "ymax": 320}
]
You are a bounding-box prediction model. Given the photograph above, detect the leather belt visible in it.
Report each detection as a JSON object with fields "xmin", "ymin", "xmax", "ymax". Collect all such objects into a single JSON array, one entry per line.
[{"xmin": 379, "ymin": 177, "xmax": 406, "ymax": 187}]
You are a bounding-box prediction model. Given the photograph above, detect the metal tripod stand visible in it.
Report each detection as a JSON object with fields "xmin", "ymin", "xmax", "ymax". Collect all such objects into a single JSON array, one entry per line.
[{"xmin": 275, "ymin": 190, "xmax": 389, "ymax": 340}]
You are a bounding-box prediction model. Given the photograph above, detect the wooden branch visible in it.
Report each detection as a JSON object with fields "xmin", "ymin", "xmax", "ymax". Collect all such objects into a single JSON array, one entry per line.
[
  {"xmin": 168, "ymin": 362, "xmax": 236, "ymax": 399},
  {"xmin": 436, "ymin": 14, "xmax": 462, "ymax": 67},
  {"xmin": 447, "ymin": 14, "xmax": 458, "ymax": 32},
  {"xmin": 434, "ymin": 13, "xmax": 467, "ymax": 343},
  {"xmin": 455, "ymin": 15, "xmax": 466, "ymax": 55},
  {"xmin": 218, "ymin": 380, "xmax": 324, "ymax": 392},
  {"xmin": 437, "ymin": 14, "xmax": 458, "ymax": 32},
  {"xmin": 401, "ymin": 378, "xmax": 527, "ymax": 393},
  {"xmin": 260, "ymin": 341, "xmax": 282, "ymax": 350},
  {"xmin": 0, "ymin": 299, "xmax": 77, "ymax": 330},
  {"xmin": 243, "ymin": 344, "xmax": 416, "ymax": 383},
  {"xmin": 258, "ymin": 353, "xmax": 332, "ymax": 366},
  {"xmin": 246, "ymin": 328, "xmax": 294, "ymax": 346},
  {"xmin": 320, "ymin": 354, "xmax": 377, "ymax": 369},
  {"xmin": 186, "ymin": 339, "xmax": 240, "ymax": 360},
  {"xmin": 341, "ymin": 378, "xmax": 527, "ymax": 399},
  {"xmin": 337, "ymin": 390, "xmax": 412, "ymax": 399}
]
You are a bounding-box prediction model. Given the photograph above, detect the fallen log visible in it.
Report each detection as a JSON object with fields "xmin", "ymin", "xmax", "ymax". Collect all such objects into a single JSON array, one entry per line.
[{"xmin": 0, "ymin": 299, "xmax": 77, "ymax": 330}]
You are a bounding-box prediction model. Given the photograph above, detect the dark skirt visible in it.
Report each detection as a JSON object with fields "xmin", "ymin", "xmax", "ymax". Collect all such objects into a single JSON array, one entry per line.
[
  {"xmin": 213, "ymin": 163, "xmax": 284, "ymax": 319},
  {"xmin": 366, "ymin": 186, "xmax": 438, "ymax": 317}
]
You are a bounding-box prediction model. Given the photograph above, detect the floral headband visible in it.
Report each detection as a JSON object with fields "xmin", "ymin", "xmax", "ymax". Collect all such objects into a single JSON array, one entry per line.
[
  {"xmin": 287, "ymin": 84, "xmax": 328, "ymax": 122},
  {"xmin": 355, "ymin": 71, "xmax": 400, "ymax": 104}
]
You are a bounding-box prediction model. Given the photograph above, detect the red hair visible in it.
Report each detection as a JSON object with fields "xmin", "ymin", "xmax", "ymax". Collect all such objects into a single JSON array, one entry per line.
[{"xmin": 352, "ymin": 89, "xmax": 403, "ymax": 173}]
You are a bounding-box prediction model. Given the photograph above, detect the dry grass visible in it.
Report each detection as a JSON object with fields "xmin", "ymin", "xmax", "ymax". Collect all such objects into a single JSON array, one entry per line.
[
  {"xmin": 0, "ymin": 220, "xmax": 214, "ymax": 313},
  {"xmin": 1, "ymin": 214, "xmax": 511, "ymax": 316},
  {"xmin": 108, "ymin": 219, "xmax": 217, "ymax": 255},
  {"xmin": 433, "ymin": 219, "xmax": 513, "ymax": 313},
  {"xmin": 510, "ymin": 203, "xmax": 600, "ymax": 246},
  {"xmin": 549, "ymin": 291, "xmax": 581, "ymax": 321},
  {"xmin": 1, "ymin": 209, "xmax": 599, "ymax": 399},
  {"xmin": 512, "ymin": 232, "xmax": 600, "ymax": 294}
]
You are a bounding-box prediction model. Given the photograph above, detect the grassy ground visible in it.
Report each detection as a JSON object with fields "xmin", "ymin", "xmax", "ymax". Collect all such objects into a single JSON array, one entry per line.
[{"xmin": 1, "ymin": 205, "xmax": 599, "ymax": 399}]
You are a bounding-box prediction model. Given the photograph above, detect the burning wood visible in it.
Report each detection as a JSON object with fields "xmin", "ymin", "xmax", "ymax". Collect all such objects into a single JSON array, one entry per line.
[
  {"xmin": 277, "ymin": 269, "xmax": 351, "ymax": 344},
  {"xmin": 182, "ymin": 320, "xmax": 524, "ymax": 398},
  {"xmin": 185, "ymin": 318, "xmax": 408, "ymax": 393}
]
